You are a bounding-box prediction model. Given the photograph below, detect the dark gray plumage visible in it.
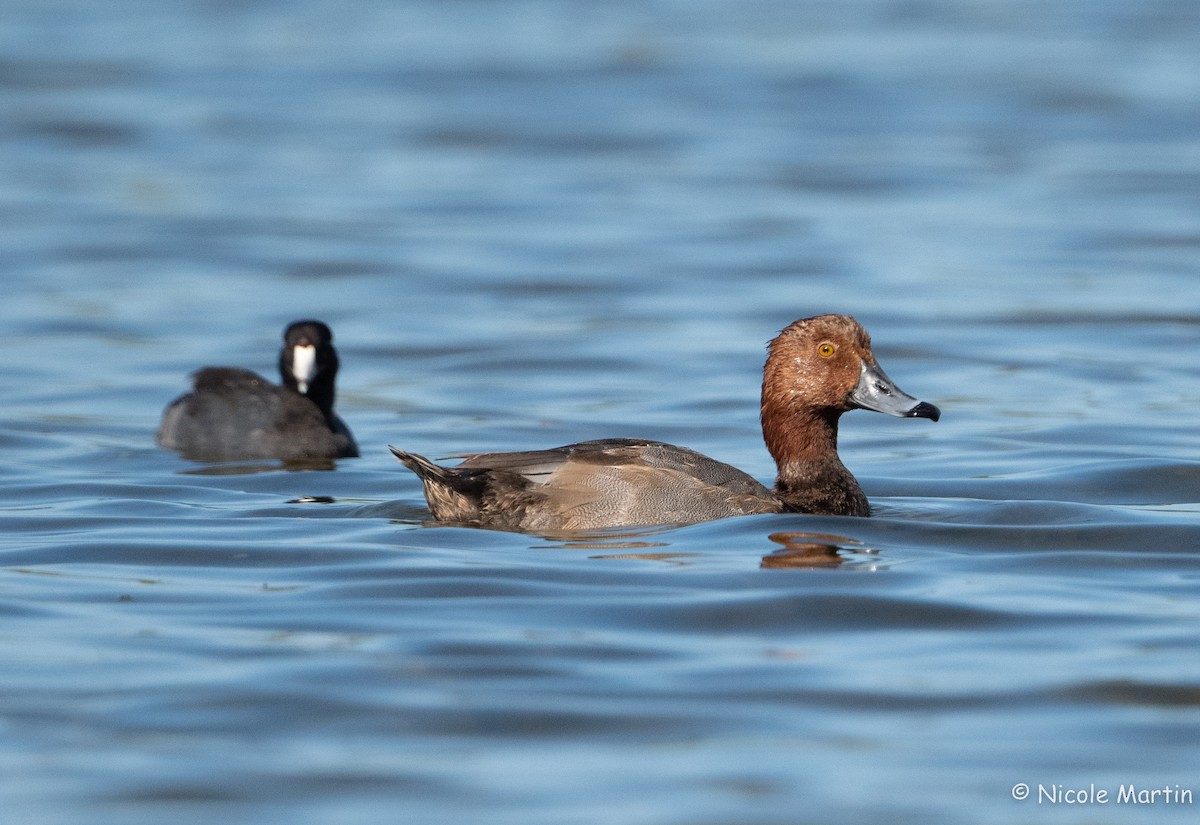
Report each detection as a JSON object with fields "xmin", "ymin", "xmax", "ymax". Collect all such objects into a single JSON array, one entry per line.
[{"xmin": 157, "ymin": 320, "xmax": 357, "ymax": 461}]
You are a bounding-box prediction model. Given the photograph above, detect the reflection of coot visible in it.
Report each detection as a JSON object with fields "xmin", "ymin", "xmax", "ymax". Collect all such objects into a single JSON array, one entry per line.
[{"xmin": 157, "ymin": 320, "xmax": 358, "ymax": 461}]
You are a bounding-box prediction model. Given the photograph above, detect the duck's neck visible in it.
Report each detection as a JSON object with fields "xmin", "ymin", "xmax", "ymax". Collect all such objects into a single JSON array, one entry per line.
[{"xmin": 760, "ymin": 400, "xmax": 870, "ymax": 517}]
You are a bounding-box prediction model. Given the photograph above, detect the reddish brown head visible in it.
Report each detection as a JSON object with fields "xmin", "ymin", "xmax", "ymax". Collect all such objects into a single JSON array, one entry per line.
[{"xmin": 760, "ymin": 314, "xmax": 939, "ymax": 515}]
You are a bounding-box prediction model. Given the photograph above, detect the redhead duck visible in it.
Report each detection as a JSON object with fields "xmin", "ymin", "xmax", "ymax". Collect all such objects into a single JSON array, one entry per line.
[
  {"xmin": 157, "ymin": 320, "xmax": 358, "ymax": 461},
  {"xmin": 390, "ymin": 314, "xmax": 938, "ymax": 532}
]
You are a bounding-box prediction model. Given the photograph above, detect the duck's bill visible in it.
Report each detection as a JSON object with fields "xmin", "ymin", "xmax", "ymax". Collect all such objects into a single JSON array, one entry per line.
[{"xmin": 850, "ymin": 361, "xmax": 941, "ymax": 421}]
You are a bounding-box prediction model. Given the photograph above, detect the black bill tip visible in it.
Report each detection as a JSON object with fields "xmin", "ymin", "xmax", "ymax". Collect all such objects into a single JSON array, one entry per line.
[{"xmin": 906, "ymin": 401, "xmax": 941, "ymax": 422}]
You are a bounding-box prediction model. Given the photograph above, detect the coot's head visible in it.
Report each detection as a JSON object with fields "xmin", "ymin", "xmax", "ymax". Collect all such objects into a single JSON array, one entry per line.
[{"xmin": 279, "ymin": 320, "xmax": 338, "ymax": 401}]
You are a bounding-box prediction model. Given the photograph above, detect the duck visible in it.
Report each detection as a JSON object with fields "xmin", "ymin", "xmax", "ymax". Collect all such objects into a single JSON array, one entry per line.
[
  {"xmin": 390, "ymin": 314, "xmax": 938, "ymax": 533},
  {"xmin": 157, "ymin": 319, "xmax": 358, "ymax": 461}
]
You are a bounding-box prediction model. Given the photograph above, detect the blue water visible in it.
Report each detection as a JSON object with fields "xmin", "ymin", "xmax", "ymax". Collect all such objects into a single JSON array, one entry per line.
[{"xmin": 2, "ymin": 1, "xmax": 1199, "ymax": 823}]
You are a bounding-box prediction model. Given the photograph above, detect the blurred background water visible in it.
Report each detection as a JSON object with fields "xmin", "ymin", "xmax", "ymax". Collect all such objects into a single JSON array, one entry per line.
[{"xmin": 2, "ymin": 1, "xmax": 1199, "ymax": 823}]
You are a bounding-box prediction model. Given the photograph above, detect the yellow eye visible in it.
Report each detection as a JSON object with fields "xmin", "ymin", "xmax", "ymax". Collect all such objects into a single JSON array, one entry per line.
[{"xmin": 818, "ymin": 343, "xmax": 836, "ymax": 358}]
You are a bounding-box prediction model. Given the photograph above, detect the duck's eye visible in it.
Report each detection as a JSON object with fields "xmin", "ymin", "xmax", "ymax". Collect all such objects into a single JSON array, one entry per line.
[{"xmin": 818, "ymin": 343, "xmax": 836, "ymax": 358}]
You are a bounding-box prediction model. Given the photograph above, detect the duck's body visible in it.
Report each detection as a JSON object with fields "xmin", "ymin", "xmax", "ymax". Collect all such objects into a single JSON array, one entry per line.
[
  {"xmin": 392, "ymin": 314, "xmax": 938, "ymax": 532},
  {"xmin": 157, "ymin": 320, "xmax": 358, "ymax": 461},
  {"xmin": 391, "ymin": 438, "xmax": 779, "ymax": 534}
]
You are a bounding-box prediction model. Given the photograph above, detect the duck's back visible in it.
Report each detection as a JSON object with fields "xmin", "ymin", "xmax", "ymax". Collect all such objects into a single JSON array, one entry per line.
[
  {"xmin": 418, "ymin": 438, "xmax": 779, "ymax": 533},
  {"xmin": 157, "ymin": 367, "xmax": 355, "ymax": 461}
]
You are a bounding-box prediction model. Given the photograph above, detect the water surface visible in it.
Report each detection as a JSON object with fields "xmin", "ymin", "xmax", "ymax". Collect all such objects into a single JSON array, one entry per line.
[{"xmin": 2, "ymin": 1, "xmax": 1199, "ymax": 823}]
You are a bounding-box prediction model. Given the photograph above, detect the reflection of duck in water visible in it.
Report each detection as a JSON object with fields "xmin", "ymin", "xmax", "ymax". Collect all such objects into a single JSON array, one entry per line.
[
  {"xmin": 556, "ymin": 529, "xmax": 864, "ymax": 569},
  {"xmin": 761, "ymin": 532, "xmax": 855, "ymax": 569},
  {"xmin": 392, "ymin": 315, "xmax": 939, "ymax": 534}
]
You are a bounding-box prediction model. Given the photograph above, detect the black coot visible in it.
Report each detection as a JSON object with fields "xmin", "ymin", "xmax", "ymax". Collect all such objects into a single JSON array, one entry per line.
[{"xmin": 157, "ymin": 320, "xmax": 358, "ymax": 461}]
